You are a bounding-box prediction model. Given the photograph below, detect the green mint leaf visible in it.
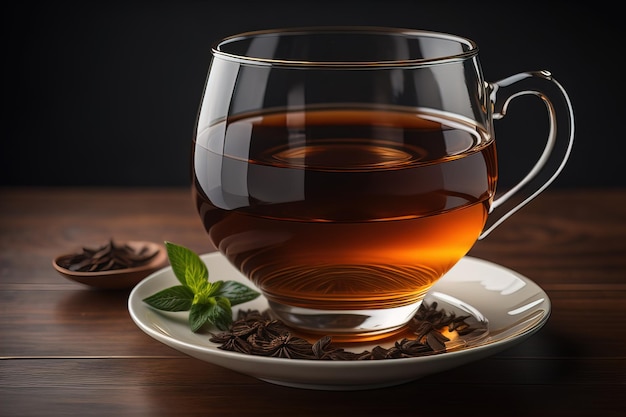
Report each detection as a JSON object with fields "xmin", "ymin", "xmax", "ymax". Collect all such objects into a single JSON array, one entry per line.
[
  {"xmin": 215, "ymin": 280, "xmax": 260, "ymax": 306},
  {"xmin": 143, "ymin": 242, "xmax": 261, "ymax": 333},
  {"xmin": 206, "ymin": 280, "xmax": 224, "ymax": 297},
  {"xmin": 142, "ymin": 285, "xmax": 194, "ymax": 311},
  {"xmin": 165, "ymin": 241, "xmax": 207, "ymax": 287},
  {"xmin": 189, "ymin": 297, "xmax": 233, "ymax": 332},
  {"xmin": 185, "ymin": 261, "xmax": 210, "ymax": 295},
  {"xmin": 210, "ymin": 297, "xmax": 233, "ymax": 330},
  {"xmin": 193, "ymin": 281, "xmax": 224, "ymax": 305},
  {"xmin": 189, "ymin": 302, "xmax": 211, "ymax": 332}
]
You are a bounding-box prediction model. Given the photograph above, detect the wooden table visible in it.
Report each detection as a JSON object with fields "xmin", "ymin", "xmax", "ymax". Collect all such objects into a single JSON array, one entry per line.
[{"xmin": 1, "ymin": 187, "xmax": 624, "ymax": 417}]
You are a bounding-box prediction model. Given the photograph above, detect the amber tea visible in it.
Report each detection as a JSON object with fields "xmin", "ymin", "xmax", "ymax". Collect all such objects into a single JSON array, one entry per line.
[{"xmin": 193, "ymin": 108, "xmax": 497, "ymax": 338}]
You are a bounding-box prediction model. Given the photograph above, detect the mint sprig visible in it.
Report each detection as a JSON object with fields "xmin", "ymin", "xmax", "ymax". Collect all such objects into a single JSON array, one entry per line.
[{"xmin": 142, "ymin": 242, "xmax": 260, "ymax": 332}]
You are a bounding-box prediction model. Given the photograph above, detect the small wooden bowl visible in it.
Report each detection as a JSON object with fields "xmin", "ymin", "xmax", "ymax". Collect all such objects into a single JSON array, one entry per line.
[{"xmin": 52, "ymin": 241, "xmax": 168, "ymax": 290}]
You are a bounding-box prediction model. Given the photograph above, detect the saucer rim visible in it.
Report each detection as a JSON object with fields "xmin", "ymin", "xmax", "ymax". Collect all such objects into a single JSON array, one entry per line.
[{"xmin": 128, "ymin": 252, "xmax": 550, "ymax": 389}]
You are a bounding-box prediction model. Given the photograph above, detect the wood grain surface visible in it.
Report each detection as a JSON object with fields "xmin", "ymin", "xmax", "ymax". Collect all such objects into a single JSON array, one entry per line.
[{"xmin": 1, "ymin": 187, "xmax": 624, "ymax": 417}]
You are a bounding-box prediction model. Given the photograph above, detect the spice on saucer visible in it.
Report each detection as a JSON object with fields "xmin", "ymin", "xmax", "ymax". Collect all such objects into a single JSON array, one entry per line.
[
  {"xmin": 58, "ymin": 239, "xmax": 159, "ymax": 272},
  {"xmin": 210, "ymin": 302, "xmax": 476, "ymax": 360}
]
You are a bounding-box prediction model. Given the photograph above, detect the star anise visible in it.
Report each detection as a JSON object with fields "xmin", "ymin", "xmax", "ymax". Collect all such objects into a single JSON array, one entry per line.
[
  {"xmin": 229, "ymin": 319, "xmax": 267, "ymax": 338},
  {"xmin": 209, "ymin": 331, "xmax": 253, "ymax": 354},
  {"xmin": 356, "ymin": 346, "xmax": 393, "ymax": 360},
  {"xmin": 249, "ymin": 333, "xmax": 315, "ymax": 359},
  {"xmin": 409, "ymin": 302, "xmax": 474, "ymax": 351},
  {"xmin": 211, "ymin": 303, "xmax": 477, "ymax": 361},
  {"xmin": 312, "ymin": 336, "xmax": 360, "ymax": 360},
  {"xmin": 229, "ymin": 312, "xmax": 291, "ymax": 341},
  {"xmin": 389, "ymin": 338, "xmax": 434, "ymax": 358},
  {"xmin": 59, "ymin": 239, "xmax": 158, "ymax": 272}
]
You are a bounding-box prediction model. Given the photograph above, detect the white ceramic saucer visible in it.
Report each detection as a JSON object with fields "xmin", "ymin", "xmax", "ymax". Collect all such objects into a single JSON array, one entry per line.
[{"xmin": 128, "ymin": 253, "xmax": 550, "ymax": 391}]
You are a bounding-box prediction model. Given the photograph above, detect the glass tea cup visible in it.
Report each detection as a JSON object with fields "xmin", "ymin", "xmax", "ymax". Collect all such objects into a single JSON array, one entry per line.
[{"xmin": 192, "ymin": 27, "xmax": 574, "ymax": 342}]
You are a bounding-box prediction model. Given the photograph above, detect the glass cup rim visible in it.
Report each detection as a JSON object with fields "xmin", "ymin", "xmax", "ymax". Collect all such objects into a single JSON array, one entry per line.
[{"xmin": 211, "ymin": 26, "xmax": 478, "ymax": 68}]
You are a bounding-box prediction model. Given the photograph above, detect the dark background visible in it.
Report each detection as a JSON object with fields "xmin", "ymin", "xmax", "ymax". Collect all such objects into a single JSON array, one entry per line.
[{"xmin": 2, "ymin": 1, "xmax": 623, "ymax": 188}]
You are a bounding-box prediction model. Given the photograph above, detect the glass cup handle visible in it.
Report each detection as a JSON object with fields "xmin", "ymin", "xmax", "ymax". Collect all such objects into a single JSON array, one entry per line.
[{"xmin": 479, "ymin": 70, "xmax": 575, "ymax": 239}]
